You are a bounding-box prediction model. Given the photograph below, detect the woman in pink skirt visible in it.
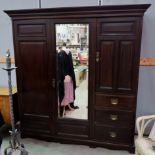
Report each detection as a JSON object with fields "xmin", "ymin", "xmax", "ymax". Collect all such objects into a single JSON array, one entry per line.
[{"xmin": 61, "ymin": 75, "xmax": 74, "ymax": 116}]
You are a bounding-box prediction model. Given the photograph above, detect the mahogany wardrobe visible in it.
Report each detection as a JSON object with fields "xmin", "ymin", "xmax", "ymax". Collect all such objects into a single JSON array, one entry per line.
[{"xmin": 5, "ymin": 4, "xmax": 150, "ymax": 153}]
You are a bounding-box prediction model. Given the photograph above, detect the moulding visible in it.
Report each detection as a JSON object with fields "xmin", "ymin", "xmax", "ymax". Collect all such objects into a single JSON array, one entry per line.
[{"xmin": 4, "ymin": 4, "xmax": 150, "ymax": 19}]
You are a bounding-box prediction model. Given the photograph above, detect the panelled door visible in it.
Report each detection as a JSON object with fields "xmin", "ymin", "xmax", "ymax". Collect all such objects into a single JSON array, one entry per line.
[
  {"xmin": 95, "ymin": 17, "xmax": 140, "ymax": 94},
  {"xmin": 14, "ymin": 19, "xmax": 55, "ymax": 137}
]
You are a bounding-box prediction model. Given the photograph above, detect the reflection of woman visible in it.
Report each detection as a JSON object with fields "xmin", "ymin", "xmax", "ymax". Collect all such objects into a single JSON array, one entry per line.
[{"xmin": 58, "ymin": 43, "xmax": 76, "ymax": 117}]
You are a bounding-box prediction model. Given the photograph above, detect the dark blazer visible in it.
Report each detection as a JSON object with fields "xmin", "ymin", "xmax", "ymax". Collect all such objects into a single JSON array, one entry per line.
[{"xmin": 57, "ymin": 50, "xmax": 76, "ymax": 104}]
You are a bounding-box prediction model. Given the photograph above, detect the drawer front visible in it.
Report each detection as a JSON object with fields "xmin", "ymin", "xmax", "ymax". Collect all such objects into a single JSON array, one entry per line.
[
  {"xmin": 57, "ymin": 123, "xmax": 88, "ymax": 138},
  {"xmin": 22, "ymin": 114, "xmax": 50, "ymax": 135},
  {"xmin": 95, "ymin": 109, "xmax": 134, "ymax": 127},
  {"xmin": 95, "ymin": 94, "xmax": 135, "ymax": 110},
  {"xmin": 94, "ymin": 125, "xmax": 133, "ymax": 144}
]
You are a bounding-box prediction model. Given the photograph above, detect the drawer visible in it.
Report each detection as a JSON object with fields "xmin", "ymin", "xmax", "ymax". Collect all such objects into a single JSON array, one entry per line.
[
  {"xmin": 95, "ymin": 109, "xmax": 134, "ymax": 127},
  {"xmin": 94, "ymin": 125, "xmax": 133, "ymax": 144},
  {"xmin": 95, "ymin": 94, "xmax": 135, "ymax": 110},
  {"xmin": 57, "ymin": 123, "xmax": 88, "ymax": 138}
]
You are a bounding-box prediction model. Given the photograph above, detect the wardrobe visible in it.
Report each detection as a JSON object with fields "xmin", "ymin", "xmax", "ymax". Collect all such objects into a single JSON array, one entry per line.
[{"xmin": 5, "ymin": 4, "xmax": 150, "ymax": 153}]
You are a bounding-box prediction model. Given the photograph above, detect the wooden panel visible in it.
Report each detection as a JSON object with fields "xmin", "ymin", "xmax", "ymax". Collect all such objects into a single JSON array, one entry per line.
[
  {"xmin": 95, "ymin": 94, "xmax": 135, "ymax": 110},
  {"xmin": 94, "ymin": 125, "xmax": 132, "ymax": 144},
  {"xmin": 101, "ymin": 22, "xmax": 135, "ymax": 34},
  {"xmin": 97, "ymin": 17, "xmax": 137, "ymax": 36},
  {"xmin": 95, "ymin": 109, "xmax": 134, "ymax": 127},
  {"xmin": 18, "ymin": 41, "xmax": 49, "ymax": 115},
  {"xmin": 14, "ymin": 19, "xmax": 48, "ymax": 37},
  {"xmin": 22, "ymin": 114, "xmax": 50, "ymax": 134},
  {"xmin": 17, "ymin": 24, "xmax": 46, "ymax": 36},
  {"xmin": 57, "ymin": 123, "xmax": 88, "ymax": 138},
  {"xmin": 117, "ymin": 41, "xmax": 134, "ymax": 91},
  {"xmin": 96, "ymin": 41, "xmax": 115, "ymax": 91}
]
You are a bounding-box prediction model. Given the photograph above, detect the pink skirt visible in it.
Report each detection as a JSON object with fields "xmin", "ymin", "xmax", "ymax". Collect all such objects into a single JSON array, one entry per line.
[{"xmin": 61, "ymin": 80, "xmax": 74, "ymax": 106}]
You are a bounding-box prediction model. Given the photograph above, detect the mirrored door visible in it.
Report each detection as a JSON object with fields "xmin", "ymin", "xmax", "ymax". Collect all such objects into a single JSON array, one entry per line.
[{"xmin": 56, "ymin": 24, "xmax": 89, "ymax": 120}]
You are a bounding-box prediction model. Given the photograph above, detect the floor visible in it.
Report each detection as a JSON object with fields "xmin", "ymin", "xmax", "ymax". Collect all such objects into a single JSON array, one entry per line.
[
  {"xmin": 1, "ymin": 137, "xmax": 133, "ymax": 155},
  {"xmin": 64, "ymin": 79, "xmax": 88, "ymax": 119}
]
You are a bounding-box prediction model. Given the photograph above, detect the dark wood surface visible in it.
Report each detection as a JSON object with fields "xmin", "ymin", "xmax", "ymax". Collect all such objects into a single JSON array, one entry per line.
[
  {"xmin": 5, "ymin": 4, "xmax": 150, "ymax": 18},
  {"xmin": 5, "ymin": 4, "xmax": 150, "ymax": 153}
]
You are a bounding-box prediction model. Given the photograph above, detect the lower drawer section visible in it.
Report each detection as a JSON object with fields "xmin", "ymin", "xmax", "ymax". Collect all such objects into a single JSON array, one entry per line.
[
  {"xmin": 94, "ymin": 125, "xmax": 133, "ymax": 144},
  {"xmin": 57, "ymin": 119, "xmax": 89, "ymax": 138},
  {"xmin": 22, "ymin": 114, "xmax": 51, "ymax": 135}
]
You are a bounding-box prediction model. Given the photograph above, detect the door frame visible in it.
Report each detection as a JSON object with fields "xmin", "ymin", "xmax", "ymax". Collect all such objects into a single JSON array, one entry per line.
[{"xmin": 50, "ymin": 18, "xmax": 96, "ymax": 139}]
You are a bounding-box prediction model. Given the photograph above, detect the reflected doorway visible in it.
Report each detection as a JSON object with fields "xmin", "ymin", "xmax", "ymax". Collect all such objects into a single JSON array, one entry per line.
[{"xmin": 56, "ymin": 24, "xmax": 89, "ymax": 120}]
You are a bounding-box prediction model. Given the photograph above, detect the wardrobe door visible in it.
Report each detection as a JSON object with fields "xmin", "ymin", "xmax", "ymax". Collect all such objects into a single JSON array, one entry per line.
[
  {"xmin": 13, "ymin": 19, "xmax": 54, "ymax": 138},
  {"xmin": 94, "ymin": 17, "xmax": 142, "ymax": 147},
  {"xmin": 95, "ymin": 17, "xmax": 141, "ymax": 94}
]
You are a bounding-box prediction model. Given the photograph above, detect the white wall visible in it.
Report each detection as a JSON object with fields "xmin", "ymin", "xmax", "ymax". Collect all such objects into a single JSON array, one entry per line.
[
  {"xmin": 0, "ymin": 0, "xmax": 155, "ymax": 117},
  {"xmin": 0, "ymin": 0, "xmax": 39, "ymax": 86}
]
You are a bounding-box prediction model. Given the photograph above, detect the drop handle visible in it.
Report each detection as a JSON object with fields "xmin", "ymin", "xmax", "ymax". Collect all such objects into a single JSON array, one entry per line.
[
  {"xmin": 52, "ymin": 78, "xmax": 56, "ymax": 88},
  {"xmin": 109, "ymin": 132, "xmax": 117, "ymax": 138},
  {"xmin": 96, "ymin": 52, "xmax": 99, "ymax": 62},
  {"xmin": 111, "ymin": 98, "xmax": 118, "ymax": 105},
  {"xmin": 110, "ymin": 115, "xmax": 118, "ymax": 121}
]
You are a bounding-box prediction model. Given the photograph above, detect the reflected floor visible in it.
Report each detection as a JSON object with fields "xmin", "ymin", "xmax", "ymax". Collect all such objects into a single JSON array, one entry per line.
[{"xmin": 64, "ymin": 79, "xmax": 88, "ymax": 119}]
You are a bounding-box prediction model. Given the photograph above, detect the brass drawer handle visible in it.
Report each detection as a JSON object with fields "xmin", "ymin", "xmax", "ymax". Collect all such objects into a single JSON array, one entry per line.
[
  {"xmin": 110, "ymin": 115, "xmax": 118, "ymax": 121},
  {"xmin": 109, "ymin": 132, "xmax": 117, "ymax": 138},
  {"xmin": 111, "ymin": 98, "xmax": 118, "ymax": 105}
]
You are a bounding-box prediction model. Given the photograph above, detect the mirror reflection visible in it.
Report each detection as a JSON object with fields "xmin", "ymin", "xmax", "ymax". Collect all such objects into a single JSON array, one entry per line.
[{"xmin": 56, "ymin": 24, "xmax": 89, "ymax": 120}]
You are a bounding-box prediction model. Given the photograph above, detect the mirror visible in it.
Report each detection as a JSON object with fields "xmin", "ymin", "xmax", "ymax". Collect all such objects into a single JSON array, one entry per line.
[{"xmin": 56, "ymin": 24, "xmax": 89, "ymax": 120}]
